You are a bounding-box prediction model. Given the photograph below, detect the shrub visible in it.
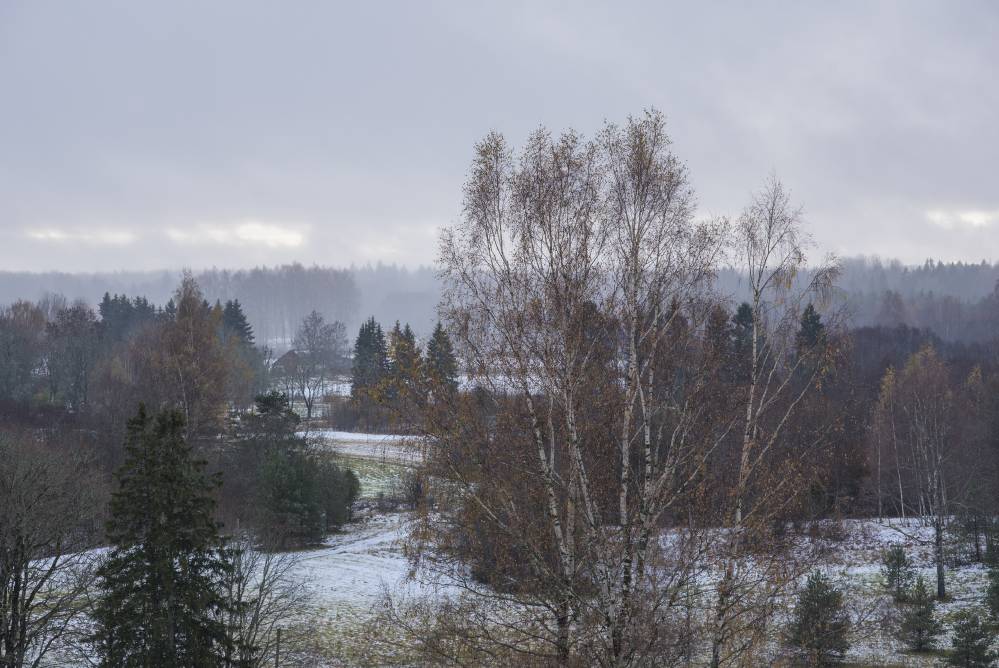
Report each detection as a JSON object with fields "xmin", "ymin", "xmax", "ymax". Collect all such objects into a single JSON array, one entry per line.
[
  {"xmin": 788, "ymin": 571, "xmax": 851, "ymax": 665},
  {"xmin": 899, "ymin": 576, "xmax": 941, "ymax": 651},
  {"xmin": 259, "ymin": 449, "xmax": 359, "ymax": 548},
  {"xmin": 881, "ymin": 545, "xmax": 916, "ymax": 602},
  {"xmin": 947, "ymin": 609, "xmax": 997, "ymax": 667}
]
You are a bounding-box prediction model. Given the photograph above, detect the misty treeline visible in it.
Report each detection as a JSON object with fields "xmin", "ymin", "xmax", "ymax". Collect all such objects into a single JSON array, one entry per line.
[
  {"xmin": 718, "ymin": 256, "xmax": 999, "ymax": 343},
  {"xmin": 0, "ymin": 262, "xmax": 441, "ymax": 347},
  {"xmin": 0, "ymin": 275, "xmax": 363, "ymax": 666},
  {"xmin": 6, "ymin": 254, "xmax": 999, "ymax": 351},
  {"xmin": 355, "ymin": 112, "xmax": 999, "ymax": 666}
]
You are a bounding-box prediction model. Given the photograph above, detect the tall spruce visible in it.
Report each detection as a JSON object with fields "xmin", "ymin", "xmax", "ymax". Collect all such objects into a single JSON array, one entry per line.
[
  {"xmin": 92, "ymin": 405, "xmax": 234, "ymax": 667},
  {"xmin": 221, "ymin": 299, "xmax": 255, "ymax": 348},
  {"xmin": 796, "ymin": 302, "xmax": 826, "ymax": 353},
  {"xmin": 351, "ymin": 316, "xmax": 388, "ymax": 400},
  {"xmin": 426, "ymin": 321, "xmax": 459, "ymax": 395}
]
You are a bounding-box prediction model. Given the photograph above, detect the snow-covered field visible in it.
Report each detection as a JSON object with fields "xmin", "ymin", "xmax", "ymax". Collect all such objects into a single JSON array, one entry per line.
[
  {"xmin": 294, "ymin": 512, "xmax": 433, "ymax": 613},
  {"xmin": 299, "ymin": 429, "xmax": 423, "ymax": 465},
  {"xmin": 817, "ymin": 519, "xmax": 991, "ymax": 665},
  {"xmin": 239, "ymin": 421, "xmax": 996, "ymax": 664},
  {"xmin": 290, "ymin": 513, "xmax": 994, "ymax": 666}
]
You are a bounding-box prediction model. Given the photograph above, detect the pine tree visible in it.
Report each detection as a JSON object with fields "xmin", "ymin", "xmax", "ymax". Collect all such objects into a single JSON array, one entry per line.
[
  {"xmin": 426, "ymin": 322, "xmax": 459, "ymax": 395},
  {"xmin": 947, "ymin": 609, "xmax": 997, "ymax": 667},
  {"xmin": 899, "ymin": 576, "xmax": 941, "ymax": 651},
  {"xmin": 881, "ymin": 545, "xmax": 916, "ymax": 602},
  {"xmin": 788, "ymin": 571, "xmax": 850, "ymax": 665},
  {"xmin": 92, "ymin": 405, "xmax": 234, "ymax": 667}
]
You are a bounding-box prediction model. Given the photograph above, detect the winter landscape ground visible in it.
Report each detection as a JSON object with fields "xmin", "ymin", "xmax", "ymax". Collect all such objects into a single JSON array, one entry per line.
[{"xmin": 265, "ymin": 432, "xmax": 991, "ymax": 666}]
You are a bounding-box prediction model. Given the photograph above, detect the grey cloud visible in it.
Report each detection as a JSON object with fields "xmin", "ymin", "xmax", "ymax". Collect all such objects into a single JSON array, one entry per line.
[{"xmin": 1, "ymin": 1, "xmax": 997, "ymax": 271}]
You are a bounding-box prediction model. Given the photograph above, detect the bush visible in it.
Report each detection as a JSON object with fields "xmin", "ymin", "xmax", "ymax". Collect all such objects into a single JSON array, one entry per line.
[
  {"xmin": 881, "ymin": 545, "xmax": 916, "ymax": 602},
  {"xmin": 788, "ymin": 571, "xmax": 851, "ymax": 665},
  {"xmin": 317, "ymin": 456, "xmax": 360, "ymax": 527},
  {"xmin": 397, "ymin": 468, "xmax": 426, "ymax": 509},
  {"xmin": 259, "ymin": 449, "xmax": 359, "ymax": 548},
  {"xmin": 947, "ymin": 609, "xmax": 997, "ymax": 667},
  {"xmin": 899, "ymin": 576, "xmax": 941, "ymax": 651}
]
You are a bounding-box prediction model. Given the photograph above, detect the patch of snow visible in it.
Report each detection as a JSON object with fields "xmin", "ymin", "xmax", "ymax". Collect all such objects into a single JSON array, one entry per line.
[{"xmin": 298, "ymin": 430, "xmax": 423, "ymax": 465}]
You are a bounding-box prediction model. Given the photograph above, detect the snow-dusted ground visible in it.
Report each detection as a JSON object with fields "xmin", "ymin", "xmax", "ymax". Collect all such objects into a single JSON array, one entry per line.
[
  {"xmin": 299, "ymin": 429, "xmax": 423, "ymax": 465},
  {"xmin": 291, "ymin": 513, "xmax": 994, "ymax": 665},
  {"xmin": 293, "ymin": 512, "xmax": 434, "ymax": 613},
  {"xmin": 817, "ymin": 518, "xmax": 992, "ymax": 665}
]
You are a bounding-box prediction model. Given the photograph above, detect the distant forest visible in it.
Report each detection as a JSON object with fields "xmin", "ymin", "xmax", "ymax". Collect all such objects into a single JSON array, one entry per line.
[
  {"xmin": 3, "ymin": 256, "xmax": 998, "ymax": 347},
  {"xmin": 0, "ymin": 263, "xmax": 440, "ymax": 348}
]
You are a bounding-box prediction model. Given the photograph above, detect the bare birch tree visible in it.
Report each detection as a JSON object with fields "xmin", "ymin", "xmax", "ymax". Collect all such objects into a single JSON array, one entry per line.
[
  {"xmin": 872, "ymin": 346, "xmax": 956, "ymax": 599},
  {"xmin": 708, "ymin": 176, "xmax": 840, "ymax": 666},
  {"xmin": 280, "ymin": 311, "xmax": 347, "ymax": 420},
  {"xmin": 430, "ymin": 111, "xmax": 729, "ymax": 666}
]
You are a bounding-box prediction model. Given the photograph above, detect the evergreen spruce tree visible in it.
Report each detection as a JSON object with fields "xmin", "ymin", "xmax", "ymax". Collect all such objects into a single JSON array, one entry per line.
[
  {"xmin": 426, "ymin": 322, "xmax": 459, "ymax": 395},
  {"xmin": 351, "ymin": 316, "xmax": 388, "ymax": 400},
  {"xmin": 899, "ymin": 576, "xmax": 942, "ymax": 651},
  {"xmin": 92, "ymin": 405, "xmax": 233, "ymax": 667},
  {"xmin": 788, "ymin": 571, "xmax": 850, "ymax": 665},
  {"xmin": 947, "ymin": 609, "xmax": 997, "ymax": 667},
  {"xmin": 796, "ymin": 302, "xmax": 826, "ymax": 352},
  {"xmin": 222, "ymin": 299, "xmax": 255, "ymax": 348}
]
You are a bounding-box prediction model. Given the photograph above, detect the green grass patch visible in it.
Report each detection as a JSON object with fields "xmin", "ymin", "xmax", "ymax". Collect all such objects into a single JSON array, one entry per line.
[{"xmin": 337, "ymin": 454, "xmax": 410, "ymax": 500}]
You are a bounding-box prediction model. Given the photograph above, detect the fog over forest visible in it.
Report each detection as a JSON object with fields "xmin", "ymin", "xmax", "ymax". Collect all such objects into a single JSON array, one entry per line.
[{"xmin": 4, "ymin": 255, "xmax": 999, "ymax": 347}]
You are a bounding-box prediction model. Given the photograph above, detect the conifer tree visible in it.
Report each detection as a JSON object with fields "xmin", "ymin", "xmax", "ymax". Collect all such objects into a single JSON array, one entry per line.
[
  {"xmin": 947, "ymin": 610, "xmax": 997, "ymax": 667},
  {"xmin": 796, "ymin": 302, "xmax": 826, "ymax": 353},
  {"xmin": 222, "ymin": 299, "xmax": 255, "ymax": 348},
  {"xmin": 351, "ymin": 316, "xmax": 388, "ymax": 400},
  {"xmin": 788, "ymin": 571, "xmax": 850, "ymax": 665},
  {"xmin": 426, "ymin": 321, "xmax": 459, "ymax": 395},
  {"xmin": 899, "ymin": 576, "xmax": 941, "ymax": 651},
  {"xmin": 881, "ymin": 545, "xmax": 916, "ymax": 602},
  {"xmin": 92, "ymin": 405, "xmax": 234, "ymax": 667}
]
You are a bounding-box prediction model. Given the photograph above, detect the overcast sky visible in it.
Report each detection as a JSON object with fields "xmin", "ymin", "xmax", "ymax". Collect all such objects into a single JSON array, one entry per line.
[{"xmin": 1, "ymin": 1, "xmax": 997, "ymax": 272}]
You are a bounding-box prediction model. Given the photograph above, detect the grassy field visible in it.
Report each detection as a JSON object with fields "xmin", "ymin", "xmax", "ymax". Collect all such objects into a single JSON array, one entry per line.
[{"xmin": 338, "ymin": 454, "xmax": 410, "ymax": 501}]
